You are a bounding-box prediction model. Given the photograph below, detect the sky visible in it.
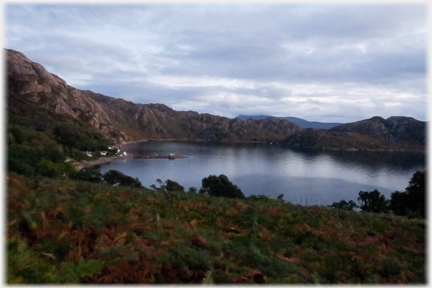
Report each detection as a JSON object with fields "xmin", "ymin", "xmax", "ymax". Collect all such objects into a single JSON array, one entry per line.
[{"xmin": 4, "ymin": 2, "xmax": 428, "ymax": 123}]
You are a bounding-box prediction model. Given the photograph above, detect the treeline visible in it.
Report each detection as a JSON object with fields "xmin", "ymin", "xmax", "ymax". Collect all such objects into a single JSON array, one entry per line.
[
  {"xmin": 73, "ymin": 169, "xmax": 246, "ymax": 199},
  {"xmin": 328, "ymin": 171, "xmax": 426, "ymax": 218}
]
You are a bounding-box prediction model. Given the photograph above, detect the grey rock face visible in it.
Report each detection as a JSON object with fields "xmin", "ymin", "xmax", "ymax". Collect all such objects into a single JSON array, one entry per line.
[{"xmin": 7, "ymin": 48, "xmax": 301, "ymax": 143}]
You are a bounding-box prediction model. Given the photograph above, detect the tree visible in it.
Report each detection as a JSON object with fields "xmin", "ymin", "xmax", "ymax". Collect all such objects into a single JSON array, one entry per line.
[
  {"xmin": 103, "ymin": 170, "xmax": 142, "ymax": 188},
  {"xmin": 357, "ymin": 190, "xmax": 388, "ymax": 213},
  {"xmin": 153, "ymin": 179, "xmax": 185, "ymax": 192},
  {"xmin": 389, "ymin": 191, "xmax": 410, "ymax": 216},
  {"xmin": 200, "ymin": 174, "xmax": 245, "ymax": 199},
  {"xmin": 390, "ymin": 170, "xmax": 426, "ymax": 218},
  {"xmin": 405, "ymin": 170, "xmax": 426, "ymax": 218},
  {"xmin": 276, "ymin": 194, "xmax": 285, "ymax": 202},
  {"xmin": 188, "ymin": 187, "xmax": 197, "ymax": 194},
  {"xmin": 164, "ymin": 179, "xmax": 184, "ymax": 192},
  {"xmin": 328, "ymin": 200, "xmax": 358, "ymax": 211}
]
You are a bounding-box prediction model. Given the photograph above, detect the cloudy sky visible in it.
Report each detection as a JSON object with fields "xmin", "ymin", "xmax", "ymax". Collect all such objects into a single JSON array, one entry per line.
[{"xmin": 5, "ymin": 3, "xmax": 428, "ymax": 123}]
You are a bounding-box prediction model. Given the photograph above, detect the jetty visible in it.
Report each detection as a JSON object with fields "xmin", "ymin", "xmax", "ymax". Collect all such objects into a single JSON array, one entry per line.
[
  {"xmin": 75, "ymin": 155, "xmax": 132, "ymax": 171},
  {"xmin": 133, "ymin": 154, "xmax": 188, "ymax": 160},
  {"xmin": 75, "ymin": 153, "xmax": 188, "ymax": 171}
]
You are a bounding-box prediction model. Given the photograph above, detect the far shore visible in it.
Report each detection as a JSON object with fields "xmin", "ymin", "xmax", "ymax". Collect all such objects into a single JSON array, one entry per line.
[
  {"xmin": 76, "ymin": 138, "xmax": 424, "ymax": 171},
  {"xmin": 119, "ymin": 138, "xmax": 425, "ymax": 153},
  {"xmin": 119, "ymin": 138, "xmax": 270, "ymax": 147}
]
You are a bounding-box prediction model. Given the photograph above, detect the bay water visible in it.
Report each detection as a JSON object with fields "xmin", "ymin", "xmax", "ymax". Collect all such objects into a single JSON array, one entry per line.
[{"xmin": 98, "ymin": 141, "xmax": 425, "ymax": 206}]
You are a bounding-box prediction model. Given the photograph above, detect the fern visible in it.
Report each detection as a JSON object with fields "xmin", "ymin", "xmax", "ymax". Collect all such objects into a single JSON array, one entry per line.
[{"xmin": 202, "ymin": 270, "xmax": 214, "ymax": 284}]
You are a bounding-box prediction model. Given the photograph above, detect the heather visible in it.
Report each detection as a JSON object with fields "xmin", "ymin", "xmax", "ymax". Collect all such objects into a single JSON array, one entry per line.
[{"xmin": 7, "ymin": 173, "xmax": 425, "ymax": 284}]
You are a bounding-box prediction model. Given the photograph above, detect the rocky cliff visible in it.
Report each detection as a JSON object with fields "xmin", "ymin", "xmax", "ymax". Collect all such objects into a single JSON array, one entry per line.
[
  {"xmin": 6, "ymin": 48, "xmax": 300, "ymax": 144},
  {"xmin": 6, "ymin": 48, "xmax": 425, "ymax": 151},
  {"xmin": 7, "ymin": 49, "xmax": 132, "ymax": 144}
]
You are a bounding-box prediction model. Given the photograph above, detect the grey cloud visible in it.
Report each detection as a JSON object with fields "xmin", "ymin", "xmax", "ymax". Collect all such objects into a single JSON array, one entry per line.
[{"xmin": 5, "ymin": 4, "xmax": 427, "ymax": 123}]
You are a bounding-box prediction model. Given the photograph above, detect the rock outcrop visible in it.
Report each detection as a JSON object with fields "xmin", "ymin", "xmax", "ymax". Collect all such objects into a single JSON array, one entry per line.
[
  {"xmin": 7, "ymin": 49, "xmax": 132, "ymax": 144},
  {"xmin": 6, "ymin": 48, "xmax": 301, "ymax": 144}
]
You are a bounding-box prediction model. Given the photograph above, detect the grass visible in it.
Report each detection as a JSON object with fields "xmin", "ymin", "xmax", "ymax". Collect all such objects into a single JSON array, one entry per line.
[{"xmin": 6, "ymin": 173, "xmax": 426, "ymax": 284}]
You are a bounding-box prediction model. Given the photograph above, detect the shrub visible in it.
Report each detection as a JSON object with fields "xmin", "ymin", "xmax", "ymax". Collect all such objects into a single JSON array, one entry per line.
[
  {"xmin": 405, "ymin": 170, "xmax": 426, "ymax": 218},
  {"xmin": 357, "ymin": 190, "xmax": 389, "ymax": 213},
  {"xmin": 390, "ymin": 170, "xmax": 426, "ymax": 218},
  {"xmin": 328, "ymin": 200, "xmax": 358, "ymax": 211},
  {"xmin": 8, "ymin": 158, "xmax": 35, "ymax": 176},
  {"xmin": 188, "ymin": 187, "xmax": 197, "ymax": 194},
  {"xmin": 200, "ymin": 174, "xmax": 245, "ymax": 199},
  {"xmin": 70, "ymin": 169, "xmax": 104, "ymax": 183},
  {"xmin": 389, "ymin": 191, "xmax": 410, "ymax": 216},
  {"xmin": 164, "ymin": 179, "xmax": 184, "ymax": 192},
  {"xmin": 103, "ymin": 170, "xmax": 142, "ymax": 188},
  {"xmin": 35, "ymin": 160, "xmax": 61, "ymax": 178},
  {"xmin": 157, "ymin": 246, "xmax": 213, "ymax": 283}
]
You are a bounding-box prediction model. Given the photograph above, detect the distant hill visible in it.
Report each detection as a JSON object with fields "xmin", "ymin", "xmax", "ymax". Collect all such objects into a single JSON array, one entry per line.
[
  {"xmin": 281, "ymin": 116, "xmax": 426, "ymax": 151},
  {"xmin": 6, "ymin": 48, "xmax": 426, "ymax": 152},
  {"xmin": 237, "ymin": 115, "xmax": 342, "ymax": 129}
]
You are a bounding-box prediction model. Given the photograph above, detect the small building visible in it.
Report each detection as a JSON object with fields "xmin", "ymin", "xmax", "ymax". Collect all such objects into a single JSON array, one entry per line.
[
  {"xmin": 118, "ymin": 151, "xmax": 127, "ymax": 156},
  {"xmin": 100, "ymin": 151, "xmax": 107, "ymax": 156},
  {"xmin": 86, "ymin": 151, "xmax": 93, "ymax": 157}
]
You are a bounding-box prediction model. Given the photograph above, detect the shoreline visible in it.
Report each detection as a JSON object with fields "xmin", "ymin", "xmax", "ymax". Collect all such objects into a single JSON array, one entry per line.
[
  {"xmin": 74, "ymin": 153, "xmax": 189, "ymax": 171},
  {"xmin": 119, "ymin": 138, "xmax": 425, "ymax": 153},
  {"xmin": 119, "ymin": 138, "xmax": 270, "ymax": 147},
  {"xmin": 74, "ymin": 155, "xmax": 134, "ymax": 171},
  {"xmin": 76, "ymin": 139, "xmax": 424, "ymax": 171}
]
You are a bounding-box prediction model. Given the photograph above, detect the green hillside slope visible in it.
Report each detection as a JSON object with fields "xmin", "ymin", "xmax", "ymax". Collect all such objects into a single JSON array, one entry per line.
[{"xmin": 7, "ymin": 174, "xmax": 425, "ymax": 284}]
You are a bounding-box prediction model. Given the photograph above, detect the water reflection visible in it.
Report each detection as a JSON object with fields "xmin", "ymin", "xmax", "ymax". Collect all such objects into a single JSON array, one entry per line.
[{"xmin": 99, "ymin": 141, "xmax": 425, "ymax": 206}]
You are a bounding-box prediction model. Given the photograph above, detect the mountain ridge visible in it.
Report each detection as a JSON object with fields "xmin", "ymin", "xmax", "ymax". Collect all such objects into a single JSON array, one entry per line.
[
  {"xmin": 282, "ymin": 116, "xmax": 426, "ymax": 151},
  {"xmin": 7, "ymin": 48, "xmax": 301, "ymax": 144},
  {"xmin": 6, "ymin": 48, "xmax": 426, "ymax": 151},
  {"xmin": 237, "ymin": 115, "xmax": 343, "ymax": 129}
]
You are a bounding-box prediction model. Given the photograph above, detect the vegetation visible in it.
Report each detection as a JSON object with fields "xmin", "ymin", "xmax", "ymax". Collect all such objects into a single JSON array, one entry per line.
[
  {"xmin": 5, "ymin": 86, "xmax": 426, "ymax": 284},
  {"xmin": 7, "ymin": 173, "xmax": 425, "ymax": 284},
  {"xmin": 328, "ymin": 200, "xmax": 358, "ymax": 211},
  {"xmin": 151, "ymin": 179, "xmax": 185, "ymax": 192},
  {"xmin": 7, "ymin": 92, "xmax": 113, "ymax": 177},
  {"xmin": 102, "ymin": 170, "xmax": 142, "ymax": 188},
  {"xmin": 5, "ymin": 104, "xmax": 426, "ymax": 283},
  {"xmin": 330, "ymin": 171, "xmax": 426, "ymax": 219},
  {"xmin": 357, "ymin": 190, "xmax": 389, "ymax": 213},
  {"xmin": 199, "ymin": 174, "xmax": 245, "ymax": 199}
]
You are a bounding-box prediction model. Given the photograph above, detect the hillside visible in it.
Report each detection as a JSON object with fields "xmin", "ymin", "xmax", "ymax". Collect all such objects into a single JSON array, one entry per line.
[
  {"xmin": 330, "ymin": 116, "xmax": 426, "ymax": 144},
  {"xmin": 7, "ymin": 48, "xmax": 425, "ymax": 151},
  {"xmin": 7, "ymin": 173, "xmax": 425, "ymax": 284},
  {"xmin": 281, "ymin": 116, "xmax": 426, "ymax": 151},
  {"xmin": 237, "ymin": 115, "xmax": 342, "ymax": 129},
  {"xmin": 7, "ymin": 48, "xmax": 300, "ymax": 144}
]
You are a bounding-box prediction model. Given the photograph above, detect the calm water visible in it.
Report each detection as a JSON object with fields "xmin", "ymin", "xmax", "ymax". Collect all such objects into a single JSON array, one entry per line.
[{"xmin": 99, "ymin": 141, "xmax": 425, "ymax": 206}]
